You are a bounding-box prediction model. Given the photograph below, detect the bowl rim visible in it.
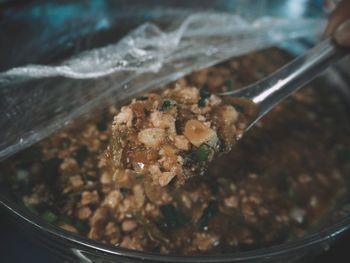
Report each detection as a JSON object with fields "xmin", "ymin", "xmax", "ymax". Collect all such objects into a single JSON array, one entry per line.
[{"xmin": 1, "ymin": 193, "xmax": 350, "ymax": 262}]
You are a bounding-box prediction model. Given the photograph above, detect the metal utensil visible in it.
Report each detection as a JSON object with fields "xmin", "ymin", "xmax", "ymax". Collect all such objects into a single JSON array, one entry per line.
[{"xmin": 220, "ymin": 39, "xmax": 347, "ymax": 131}]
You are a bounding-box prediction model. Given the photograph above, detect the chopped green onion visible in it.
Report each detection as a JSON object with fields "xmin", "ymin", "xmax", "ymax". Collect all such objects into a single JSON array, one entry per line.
[
  {"xmin": 120, "ymin": 187, "xmax": 130, "ymax": 196},
  {"xmin": 196, "ymin": 144, "xmax": 210, "ymax": 162},
  {"xmin": 224, "ymin": 79, "xmax": 233, "ymax": 90},
  {"xmin": 337, "ymin": 148, "xmax": 350, "ymax": 161},
  {"xmin": 96, "ymin": 120, "xmax": 108, "ymax": 131},
  {"xmin": 288, "ymin": 187, "xmax": 296, "ymax": 199},
  {"xmin": 200, "ymin": 86, "xmax": 211, "ymax": 99},
  {"xmin": 59, "ymin": 214, "xmax": 74, "ymax": 225},
  {"xmin": 16, "ymin": 169, "xmax": 29, "ymax": 181},
  {"xmin": 75, "ymin": 220, "xmax": 89, "ymax": 233},
  {"xmin": 136, "ymin": 96, "xmax": 148, "ymax": 101},
  {"xmin": 160, "ymin": 100, "xmax": 174, "ymax": 111},
  {"xmin": 198, "ymin": 200, "xmax": 218, "ymax": 229},
  {"xmin": 159, "ymin": 204, "xmax": 188, "ymax": 229},
  {"xmin": 59, "ymin": 138, "xmax": 70, "ymax": 149},
  {"xmin": 43, "ymin": 158, "xmax": 62, "ymax": 178},
  {"xmin": 151, "ymin": 246, "xmax": 161, "ymax": 253},
  {"xmin": 135, "ymin": 174, "xmax": 145, "ymax": 181},
  {"xmin": 85, "ymin": 175, "xmax": 98, "ymax": 182},
  {"xmin": 41, "ymin": 211, "xmax": 58, "ymax": 223},
  {"xmin": 198, "ymin": 87, "xmax": 211, "ymax": 108},
  {"xmin": 21, "ymin": 146, "xmax": 42, "ymax": 164},
  {"xmin": 76, "ymin": 146, "xmax": 89, "ymax": 165},
  {"xmin": 232, "ymin": 104, "xmax": 244, "ymax": 113},
  {"xmin": 198, "ymin": 97, "xmax": 207, "ymax": 108},
  {"xmin": 25, "ymin": 204, "xmax": 38, "ymax": 215},
  {"xmin": 163, "ymin": 100, "xmax": 171, "ymax": 107}
]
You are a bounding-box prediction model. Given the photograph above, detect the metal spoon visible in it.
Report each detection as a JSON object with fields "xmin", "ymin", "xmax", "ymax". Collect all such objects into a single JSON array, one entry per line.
[{"xmin": 220, "ymin": 39, "xmax": 348, "ymax": 131}]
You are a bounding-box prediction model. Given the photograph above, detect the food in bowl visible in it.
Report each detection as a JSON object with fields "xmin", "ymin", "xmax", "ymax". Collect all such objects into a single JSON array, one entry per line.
[
  {"xmin": 106, "ymin": 84, "xmax": 255, "ymax": 187},
  {"xmin": 1, "ymin": 48, "xmax": 350, "ymax": 255}
]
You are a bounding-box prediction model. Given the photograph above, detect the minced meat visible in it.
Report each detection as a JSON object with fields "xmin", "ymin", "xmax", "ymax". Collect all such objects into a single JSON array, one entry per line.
[{"xmin": 2, "ymin": 47, "xmax": 350, "ymax": 255}]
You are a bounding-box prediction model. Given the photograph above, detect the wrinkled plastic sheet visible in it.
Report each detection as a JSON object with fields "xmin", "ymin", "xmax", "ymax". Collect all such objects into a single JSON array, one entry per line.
[{"xmin": 0, "ymin": 12, "xmax": 325, "ymax": 160}]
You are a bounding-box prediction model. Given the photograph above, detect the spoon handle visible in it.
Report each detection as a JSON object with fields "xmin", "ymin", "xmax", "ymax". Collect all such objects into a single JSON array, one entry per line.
[{"xmin": 227, "ymin": 39, "xmax": 347, "ymax": 128}]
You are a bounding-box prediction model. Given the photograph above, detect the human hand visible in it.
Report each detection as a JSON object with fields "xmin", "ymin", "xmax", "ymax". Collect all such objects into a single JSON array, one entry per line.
[{"xmin": 324, "ymin": 0, "xmax": 350, "ymax": 47}]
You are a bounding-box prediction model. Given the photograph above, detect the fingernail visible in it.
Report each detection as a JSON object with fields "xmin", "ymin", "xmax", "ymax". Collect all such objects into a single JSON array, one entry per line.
[{"xmin": 334, "ymin": 19, "xmax": 350, "ymax": 47}]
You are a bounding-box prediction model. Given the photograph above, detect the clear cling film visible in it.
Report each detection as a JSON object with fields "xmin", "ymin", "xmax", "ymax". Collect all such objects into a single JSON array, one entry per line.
[{"xmin": 0, "ymin": 3, "xmax": 325, "ymax": 161}]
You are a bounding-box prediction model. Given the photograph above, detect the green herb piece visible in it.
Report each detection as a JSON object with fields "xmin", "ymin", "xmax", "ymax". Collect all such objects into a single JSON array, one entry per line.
[
  {"xmin": 232, "ymin": 104, "xmax": 244, "ymax": 113},
  {"xmin": 120, "ymin": 187, "xmax": 130, "ymax": 196},
  {"xmin": 59, "ymin": 214, "xmax": 74, "ymax": 225},
  {"xmin": 145, "ymin": 221, "xmax": 170, "ymax": 244},
  {"xmin": 144, "ymin": 108, "xmax": 150, "ymax": 116},
  {"xmin": 85, "ymin": 175, "xmax": 98, "ymax": 181},
  {"xmin": 135, "ymin": 174, "xmax": 145, "ymax": 181},
  {"xmin": 136, "ymin": 96, "xmax": 148, "ymax": 101},
  {"xmin": 338, "ymin": 148, "xmax": 350, "ymax": 161},
  {"xmin": 196, "ymin": 144, "xmax": 210, "ymax": 162},
  {"xmin": 198, "ymin": 97, "xmax": 207, "ymax": 108},
  {"xmin": 151, "ymin": 246, "xmax": 161, "ymax": 253},
  {"xmin": 159, "ymin": 204, "xmax": 188, "ymax": 229},
  {"xmin": 208, "ymin": 178, "xmax": 220, "ymax": 194},
  {"xmin": 300, "ymin": 216, "xmax": 309, "ymax": 228},
  {"xmin": 200, "ymin": 86, "xmax": 211, "ymax": 99},
  {"xmin": 59, "ymin": 138, "xmax": 70, "ymax": 149},
  {"xmin": 75, "ymin": 220, "xmax": 89, "ymax": 233},
  {"xmin": 19, "ymin": 146, "xmax": 42, "ymax": 165},
  {"xmin": 25, "ymin": 204, "xmax": 38, "ymax": 215},
  {"xmin": 224, "ymin": 79, "xmax": 233, "ymax": 90},
  {"xmin": 198, "ymin": 200, "xmax": 218, "ymax": 229},
  {"xmin": 43, "ymin": 158, "xmax": 62, "ymax": 183},
  {"xmin": 307, "ymin": 143, "xmax": 317, "ymax": 150},
  {"xmin": 288, "ymin": 186, "xmax": 296, "ymax": 199},
  {"xmin": 198, "ymin": 87, "xmax": 211, "ymax": 108},
  {"xmin": 76, "ymin": 146, "xmax": 89, "ymax": 165},
  {"xmin": 16, "ymin": 169, "xmax": 29, "ymax": 181},
  {"xmin": 96, "ymin": 120, "xmax": 108, "ymax": 131},
  {"xmin": 41, "ymin": 211, "xmax": 58, "ymax": 223},
  {"xmin": 160, "ymin": 100, "xmax": 174, "ymax": 111},
  {"xmin": 163, "ymin": 100, "xmax": 172, "ymax": 108}
]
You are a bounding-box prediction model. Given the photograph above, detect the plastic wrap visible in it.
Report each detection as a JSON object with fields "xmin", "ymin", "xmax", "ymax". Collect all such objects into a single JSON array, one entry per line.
[{"xmin": 0, "ymin": 12, "xmax": 325, "ymax": 160}]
